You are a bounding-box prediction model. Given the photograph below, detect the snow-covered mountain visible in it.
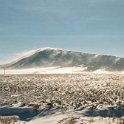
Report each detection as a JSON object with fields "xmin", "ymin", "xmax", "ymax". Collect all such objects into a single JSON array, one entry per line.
[{"xmin": 1, "ymin": 47, "xmax": 124, "ymax": 71}]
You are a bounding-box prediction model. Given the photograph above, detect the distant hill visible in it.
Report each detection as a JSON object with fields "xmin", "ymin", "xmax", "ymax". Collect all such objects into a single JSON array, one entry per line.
[{"xmin": 1, "ymin": 47, "xmax": 124, "ymax": 71}]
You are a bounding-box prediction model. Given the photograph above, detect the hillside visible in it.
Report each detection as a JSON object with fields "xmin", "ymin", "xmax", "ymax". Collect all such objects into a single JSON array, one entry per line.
[{"xmin": 1, "ymin": 47, "xmax": 124, "ymax": 71}]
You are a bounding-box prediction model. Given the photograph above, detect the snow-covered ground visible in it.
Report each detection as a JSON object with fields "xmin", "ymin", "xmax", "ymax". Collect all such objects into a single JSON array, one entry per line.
[
  {"xmin": 27, "ymin": 110, "xmax": 124, "ymax": 124},
  {"xmin": 0, "ymin": 67, "xmax": 123, "ymax": 75},
  {"xmin": 0, "ymin": 73, "xmax": 124, "ymax": 124},
  {"xmin": 0, "ymin": 67, "xmax": 85, "ymax": 74},
  {"xmin": 0, "ymin": 107, "xmax": 124, "ymax": 124}
]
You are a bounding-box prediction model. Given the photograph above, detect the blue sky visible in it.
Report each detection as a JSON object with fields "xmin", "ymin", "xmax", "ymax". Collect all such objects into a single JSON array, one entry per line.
[{"xmin": 0, "ymin": 0, "xmax": 124, "ymax": 62}]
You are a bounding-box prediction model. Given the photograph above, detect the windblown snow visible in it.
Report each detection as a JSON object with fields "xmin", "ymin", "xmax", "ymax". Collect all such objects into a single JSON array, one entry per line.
[
  {"xmin": 0, "ymin": 47, "xmax": 124, "ymax": 72},
  {"xmin": 0, "ymin": 48, "xmax": 124, "ymax": 124}
]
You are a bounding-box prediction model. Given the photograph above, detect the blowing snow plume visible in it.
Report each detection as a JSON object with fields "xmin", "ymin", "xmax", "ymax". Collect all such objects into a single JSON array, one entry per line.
[{"xmin": 1, "ymin": 47, "xmax": 124, "ymax": 71}]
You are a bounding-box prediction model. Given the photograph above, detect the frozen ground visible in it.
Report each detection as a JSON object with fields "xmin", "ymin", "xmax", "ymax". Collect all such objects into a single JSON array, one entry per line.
[{"xmin": 0, "ymin": 73, "xmax": 124, "ymax": 124}]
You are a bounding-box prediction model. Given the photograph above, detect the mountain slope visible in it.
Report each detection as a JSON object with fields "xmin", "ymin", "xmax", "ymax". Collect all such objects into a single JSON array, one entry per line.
[{"xmin": 1, "ymin": 47, "xmax": 124, "ymax": 71}]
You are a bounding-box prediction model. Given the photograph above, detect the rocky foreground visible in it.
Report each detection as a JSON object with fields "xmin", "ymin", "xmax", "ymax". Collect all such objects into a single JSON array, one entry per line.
[{"xmin": 0, "ymin": 73, "xmax": 124, "ymax": 124}]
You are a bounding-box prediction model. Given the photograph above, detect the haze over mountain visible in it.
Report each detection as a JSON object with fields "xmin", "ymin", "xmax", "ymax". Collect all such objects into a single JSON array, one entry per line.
[{"xmin": 1, "ymin": 47, "xmax": 124, "ymax": 71}]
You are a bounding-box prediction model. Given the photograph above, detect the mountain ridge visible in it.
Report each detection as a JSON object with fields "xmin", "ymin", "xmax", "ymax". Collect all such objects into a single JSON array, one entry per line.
[{"xmin": 1, "ymin": 47, "xmax": 124, "ymax": 71}]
